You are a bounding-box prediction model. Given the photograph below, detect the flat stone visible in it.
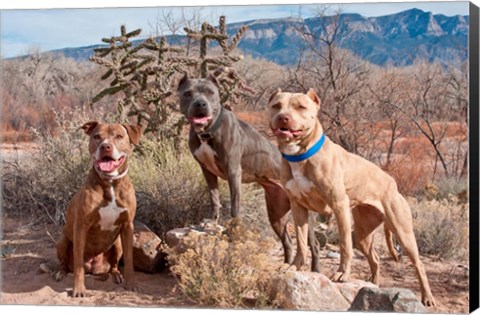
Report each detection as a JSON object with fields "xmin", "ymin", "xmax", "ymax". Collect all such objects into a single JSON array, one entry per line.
[
  {"xmin": 335, "ymin": 279, "xmax": 378, "ymax": 304},
  {"xmin": 349, "ymin": 286, "xmax": 427, "ymax": 313}
]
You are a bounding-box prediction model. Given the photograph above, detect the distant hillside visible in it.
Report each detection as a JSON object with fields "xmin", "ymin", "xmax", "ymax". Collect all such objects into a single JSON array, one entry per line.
[{"xmin": 43, "ymin": 8, "xmax": 469, "ymax": 67}]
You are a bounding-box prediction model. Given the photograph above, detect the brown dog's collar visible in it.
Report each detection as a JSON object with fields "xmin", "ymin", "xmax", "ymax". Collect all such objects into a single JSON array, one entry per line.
[{"xmin": 197, "ymin": 106, "xmax": 224, "ymax": 141}]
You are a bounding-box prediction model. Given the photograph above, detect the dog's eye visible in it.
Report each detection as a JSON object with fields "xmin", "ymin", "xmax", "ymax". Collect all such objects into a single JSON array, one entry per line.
[
  {"xmin": 204, "ymin": 89, "xmax": 214, "ymax": 96},
  {"xmin": 297, "ymin": 105, "xmax": 307, "ymax": 110},
  {"xmin": 183, "ymin": 91, "xmax": 192, "ymax": 98},
  {"xmin": 116, "ymin": 134, "xmax": 124, "ymax": 140},
  {"xmin": 271, "ymin": 103, "xmax": 280, "ymax": 110},
  {"xmin": 93, "ymin": 134, "xmax": 101, "ymax": 140}
]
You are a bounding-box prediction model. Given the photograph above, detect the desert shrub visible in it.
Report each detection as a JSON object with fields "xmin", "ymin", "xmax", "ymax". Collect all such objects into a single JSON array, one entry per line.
[
  {"xmin": 410, "ymin": 196, "xmax": 468, "ymax": 261},
  {"xmin": 165, "ymin": 219, "xmax": 278, "ymax": 308},
  {"xmin": 132, "ymin": 137, "xmax": 271, "ymax": 238},
  {"xmin": 1, "ymin": 108, "xmax": 270, "ymax": 237},
  {"xmin": 428, "ymin": 177, "xmax": 468, "ymax": 201},
  {"xmin": 1, "ymin": 110, "xmax": 94, "ymax": 227},
  {"xmin": 131, "ymin": 137, "xmax": 213, "ymax": 236}
]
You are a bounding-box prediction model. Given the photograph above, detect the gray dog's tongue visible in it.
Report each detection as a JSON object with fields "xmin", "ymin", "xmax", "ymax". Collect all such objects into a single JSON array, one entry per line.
[{"xmin": 190, "ymin": 116, "xmax": 211, "ymax": 124}]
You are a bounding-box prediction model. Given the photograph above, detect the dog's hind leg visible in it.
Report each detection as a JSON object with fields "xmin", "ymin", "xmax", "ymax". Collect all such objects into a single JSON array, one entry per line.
[
  {"xmin": 54, "ymin": 233, "xmax": 71, "ymax": 281},
  {"xmin": 385, "ymin": 194, "xmax": 436, "ymax": 307},
  {"xmin": 384, "ymin": 224, "xmax": 399, "ymax": 262},
  {"xmin": 307, "ymin": 212, "xmax": 321, "ymax": 272},
  {"xmin": 262, "ymin": 182, "xmax": 294, "ymax": 264},
  {"xmin": 352, "ymin": 205, "xmax": 383, "ymax": 285},
  {"xmin": 108, "ymin": 237, "xmax": 124, "ymax": 284},
  {"xmin": 290, "ymin": 201, "xmax": 310, "ymax": 270}
]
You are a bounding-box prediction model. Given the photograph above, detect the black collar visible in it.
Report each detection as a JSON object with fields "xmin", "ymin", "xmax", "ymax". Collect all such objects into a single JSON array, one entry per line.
[{"xmin": 197, "ymin": 106, "xmax": 224, "ymax": 141}]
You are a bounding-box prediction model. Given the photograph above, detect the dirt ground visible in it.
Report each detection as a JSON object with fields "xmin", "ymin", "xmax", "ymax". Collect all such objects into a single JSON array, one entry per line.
[{"xmin": 0, "ymin": 215, "xmax": 470, "ymax": 313}]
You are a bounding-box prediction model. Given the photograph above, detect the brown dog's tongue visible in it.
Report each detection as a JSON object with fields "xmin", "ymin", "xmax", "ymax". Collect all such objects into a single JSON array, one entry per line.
[{"xmin": 97, "ymin": 159, "xmax": 122, "ymax": 173}]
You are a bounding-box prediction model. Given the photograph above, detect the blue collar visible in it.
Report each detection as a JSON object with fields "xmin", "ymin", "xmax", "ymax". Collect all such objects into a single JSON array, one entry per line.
[{"xmin": 282, "ymin": 133, "xmax": 326, "ymax": 163}]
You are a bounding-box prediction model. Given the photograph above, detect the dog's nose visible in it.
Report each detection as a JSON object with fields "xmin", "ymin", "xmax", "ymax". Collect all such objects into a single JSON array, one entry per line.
[
  {"xmin": 278, "ymin": 114, "xmax": 290, "ymax": 124},
  {"xmin": 194, "ymin": 100, "xmax": 207, "ymax": 109},
  {"xmin": 100, "ymin": 143, "xmax": 113, "ymax": 152}
]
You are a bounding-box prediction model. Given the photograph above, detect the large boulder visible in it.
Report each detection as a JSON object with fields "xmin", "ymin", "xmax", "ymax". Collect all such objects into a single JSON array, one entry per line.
[
  {"xmin": 349, "ymin": 286, "xmax": 427, "ymax": 313},
  {"xmin": 132, "ymin": 221, "xmax": 166, "ymax": 273},
  {"xmin": 269, "ymin": 271, "xmax": 350, "ymax": 311}
]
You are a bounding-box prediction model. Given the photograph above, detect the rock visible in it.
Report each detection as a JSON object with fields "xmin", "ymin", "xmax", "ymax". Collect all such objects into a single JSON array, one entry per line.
[
  {"xmin": 349, "ymin": 287, "xmax": 427, "ymax": 313},
  {"xmin": 335, "ymin": 280, "xmax": 378, "ymax": 304},
  {"xmin": 132, "ymin": 221, "xmax": 166, "ymax": 273},
  {"xmin": 269, "ymin": 271, "xmax": 350, "ymax": 311},
  {"xmin": 165, "ymin": 221, "xmax": 225, "ymax": 254},
  {"xmin": 327, "ymin": 251, "xmax": 340, "ymax": 259},
  {"xmin": 165, "ymin": 227, "xmax": 191, "ymax": 249}
]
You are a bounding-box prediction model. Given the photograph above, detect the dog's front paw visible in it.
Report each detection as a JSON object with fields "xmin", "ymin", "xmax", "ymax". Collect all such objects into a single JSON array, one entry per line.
[
  {"xmin": 124, "ymin": 282, "xmax": 139, "ymax": 293},
  {"xmin": 111, "ymin": 270, "xmax": 124, "ymax": 284},
  {"xmin": 331, "ymin": 271, "xmax": 350, "ymax": 282},
  {"xmin": 422, "ymin": 294, "xmax": 436, "ymax": 307},
  {"xmin": 52, "ymin": 270, "xmax": 67, "ymax": 282},
  {"xmin": 72, "ymin": 285, "xmax": 87, "ymax": 298}
]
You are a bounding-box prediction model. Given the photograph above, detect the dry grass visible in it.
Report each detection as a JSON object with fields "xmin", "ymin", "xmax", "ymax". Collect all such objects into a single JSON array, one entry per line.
[
  {"xmin": 165, "ymin": 219, "xmax": 278, "ymax": 308},
  {"xmin": 1, "ymin": 109, "xmax": 271, "ymax": 239},
  {"xmin": 1, "ymin": 110, "xmax": 92, "ymax": 227},
  {"xmin": 132, "ymin": 137, "xmax": 271, "ymax": 238},
  {"xmin": 411, "ymin": 193, "xmax": 469, "ymax": 262}
]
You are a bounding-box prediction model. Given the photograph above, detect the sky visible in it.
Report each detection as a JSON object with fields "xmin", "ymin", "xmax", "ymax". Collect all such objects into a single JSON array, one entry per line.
[{"xmin": 0, "ymin": 0, "xmax": 474, "ymax": 59}]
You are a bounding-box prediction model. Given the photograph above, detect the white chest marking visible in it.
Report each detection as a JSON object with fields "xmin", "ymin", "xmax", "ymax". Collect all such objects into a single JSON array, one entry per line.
[
  {"xmin": 194, "ymin": 142, "xmax": 223, "ymax": 177},
  {"xmin": 98, "ymin": 186, "xmax": 127, "ymax": 231},
  {"xmin": 285, "ymin": 163, "xmax": 315, "ymax": 199},
  {"xmin": 281, "ymin": 142, "xmax": 301, "ymax": 155}
]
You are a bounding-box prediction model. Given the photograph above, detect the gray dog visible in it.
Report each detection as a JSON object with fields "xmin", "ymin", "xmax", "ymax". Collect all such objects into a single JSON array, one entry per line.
[{"xmin": 178, "ymin": 73, "xmax": 320, "ymax": 269}]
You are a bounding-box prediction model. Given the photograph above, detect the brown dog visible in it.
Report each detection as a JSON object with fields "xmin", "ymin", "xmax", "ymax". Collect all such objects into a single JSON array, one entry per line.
[
  {"xmin": 54, "ymin": 122, "xmax": 141, "ymax": 297},
  {"xmin": 267, "ymin": 88, "xmax": 435, "ymax": 307}
]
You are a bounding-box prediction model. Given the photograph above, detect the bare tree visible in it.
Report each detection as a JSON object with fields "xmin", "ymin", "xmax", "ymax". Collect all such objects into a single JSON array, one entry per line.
[
  {"xmin": 371, "ymin": 61, "xmax": 467, "ymax": 178},
  {"xmin": 285, "ymin": 6, "xmax": 372, "ymax": 154}
]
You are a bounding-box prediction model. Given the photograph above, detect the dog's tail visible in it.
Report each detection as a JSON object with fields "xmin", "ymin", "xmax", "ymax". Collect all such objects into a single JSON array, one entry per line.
[{"xmin": 384, "ymin": 224, "xmax": 400, "ymax": 262}]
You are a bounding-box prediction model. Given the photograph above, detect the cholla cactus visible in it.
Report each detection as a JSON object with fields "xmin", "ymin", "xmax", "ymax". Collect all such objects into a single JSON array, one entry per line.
[
  {"xmin": 184, "ymin": 16, "xmax": 254, "ymax": 108},
  {"xmin": 90, "ymin": 25, "xmax": 195, "ymax": 138},
  {"xmin": 90, "ymin": 16, "xmax": 253, "ymax": 141}
]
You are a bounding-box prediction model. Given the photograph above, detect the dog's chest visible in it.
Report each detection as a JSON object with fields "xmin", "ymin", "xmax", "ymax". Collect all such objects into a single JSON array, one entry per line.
[
  {"xmin": 285, "ymin": 163, "xmax": 315, "ymax": 199},
  {"xmin": 194, "ymin": 142, "xmax": 224, "ymax": 178},
  {"xmin": 98, "ymin": 186, "xmax": 127, "ymax": 231}
]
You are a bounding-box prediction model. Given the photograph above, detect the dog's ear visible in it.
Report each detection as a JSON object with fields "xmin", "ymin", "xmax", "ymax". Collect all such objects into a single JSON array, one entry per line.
[
  {"xmin": 123, "ymin": 124, "xmax": 142, "ymax": 146},
  {"xmin": 178, "ymin": 72, "xmax": 189, "ymax": 91},
  {"xmin": 268, "ymin": 88, "xmax": 282, "ymax": 104},
  {"xmin": 81, "ymin": 121, "xmax": 99, "ymax": 135},
  {"xmin": 306, "ymin": 88, "xmax": 321, "ymax": 108},
  {"xmin": 207, "ymin": 73, "xmax": 220, "ymax": 88}
]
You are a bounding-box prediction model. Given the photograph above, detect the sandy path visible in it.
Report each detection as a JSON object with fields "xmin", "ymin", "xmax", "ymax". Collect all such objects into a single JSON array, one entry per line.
[{"xmin": 0, "ymin": 215, "xmax": 469, "ymax": 313}]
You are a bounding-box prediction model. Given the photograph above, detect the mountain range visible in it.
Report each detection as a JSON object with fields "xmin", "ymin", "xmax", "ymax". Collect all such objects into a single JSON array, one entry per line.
[{"xmin": 48, "ymin": 8, "xmax": 469, "ymax": 67}]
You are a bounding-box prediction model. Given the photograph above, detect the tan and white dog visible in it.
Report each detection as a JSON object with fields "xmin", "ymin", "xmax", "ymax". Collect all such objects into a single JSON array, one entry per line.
[
  {"xmin": 267, "ymin": 88, "xmax": 435, "ymax": 307},
  {"xmin": 54, "ymin": 122, "xmax": 141, "ymax": 297}
]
